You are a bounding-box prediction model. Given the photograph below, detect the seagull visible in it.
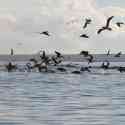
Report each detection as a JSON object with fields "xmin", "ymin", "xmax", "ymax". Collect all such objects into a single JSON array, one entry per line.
[
  {"xmin": 39, "ymin": 31, "xmax": 50, "ymax": 36},
  {"xmin": 97, "ymin": 16, "xmax": 114, "ymax": 34},
  {"xmin": 116, "ymin": 22, "xmax": 124, "ymax": 27},
  {"xmin": 83, "ymin": 18, "xmax": 92, "ymax": 29},
  {"xmin": 80, "ymin": 34, "xmax": 89, "ymax": 38}
]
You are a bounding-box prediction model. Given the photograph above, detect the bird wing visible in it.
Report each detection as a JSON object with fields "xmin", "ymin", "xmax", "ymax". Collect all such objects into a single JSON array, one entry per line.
[
  {"xmin": 83, "ymin": 19, "xmax": 91, "ymax": 29},
  {"xmin": 83, "ymin": 22, "xmax": 88, "ymax": 29},
  {"xmin": 55, "ymin": 51, "xmax": 61, "ymax": 57},
  {"xmin": 42, "ymin": 51, "xmax": 46, "ymax": 58},
  {"xmin": 97, "ymin": 28, "xmax": 104, "ymax": 34},
  {"xmin": 40, "ymin": 31, "xmax": 50, "ymax": 36},
  {"xmin": 106, "ymin": 16, "xmax": 114, "ymax": 27}
]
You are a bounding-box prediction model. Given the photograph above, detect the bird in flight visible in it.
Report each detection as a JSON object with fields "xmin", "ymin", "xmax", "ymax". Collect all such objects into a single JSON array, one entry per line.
[
  {"xmin": 97, "ymin": 16, "xmax": 114, "ymax": 34},
  {"xmin": 116, "ymin": 22, "xmax": 124, "ymax": 28},
  {"xmin": 40, "ymin": 31, "xmax": 50, "ymax": 36},
  {"xmin": 55, "ymin": 51, "xmax": 63, "ymax": 58},
  {"xmin": 80, "ymin": 34, "xmax": 89, "ymax": 38},
  {"xmin": 83, "ymin": 18, "xmax": 92, "ymax": 29}
]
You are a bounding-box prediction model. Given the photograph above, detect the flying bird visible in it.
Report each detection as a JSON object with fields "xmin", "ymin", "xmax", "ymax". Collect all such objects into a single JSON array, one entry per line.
[
  {"xmin": 97, "ymin": 16, "xmax": 114, "ymax": 34},
  {"xmin": 80, "ymin": 34, "xmax": 89, "ymax": 38},
  {"xmin": 55, "ymin": 51, "xmax": 63, "ymax": 58},
  {"xmin": 39, "ymin": 31, "xmax": 50, "ymax": 36},
  {"xmin": 83, "ymin": 18, "xmax": 92, "ymax": 29},
  {"xmin": 116, "ymin": 22, "xmax": 124, "ymax": 27}
]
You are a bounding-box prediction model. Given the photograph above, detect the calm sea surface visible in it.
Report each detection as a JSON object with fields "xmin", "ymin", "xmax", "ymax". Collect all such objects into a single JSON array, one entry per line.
[{"xmin": 0, "ymin": 61, "xmax": 124, "ymax": 125}]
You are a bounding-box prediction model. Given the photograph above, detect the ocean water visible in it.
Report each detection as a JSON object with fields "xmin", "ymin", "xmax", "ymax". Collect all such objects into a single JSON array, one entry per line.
[{"xmin": 0, "ymin": 61, "xmax": 125, "ymax": 125}]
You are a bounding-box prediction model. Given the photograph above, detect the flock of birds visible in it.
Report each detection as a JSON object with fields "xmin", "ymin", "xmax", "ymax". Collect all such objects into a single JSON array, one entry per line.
[
  {"xmin": 80, "ymin": 16, "xmax": 124, "ymax": 38},
  {"xmin": 5, "ymin": 48, "xmax": 125, "ymax": 74},
  {"xmin": 5, "ymin": 15, "xmax": 125, "ymax": 74},
  {"xmin": 36, "ymin": 16, "xmax": 124, "ymax": 39}
]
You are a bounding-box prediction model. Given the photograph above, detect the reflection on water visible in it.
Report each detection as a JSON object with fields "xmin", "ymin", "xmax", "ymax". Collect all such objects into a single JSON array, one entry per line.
[{"xmin": 0, "ymin": 71, "xmax": 124, "ymax": 125}]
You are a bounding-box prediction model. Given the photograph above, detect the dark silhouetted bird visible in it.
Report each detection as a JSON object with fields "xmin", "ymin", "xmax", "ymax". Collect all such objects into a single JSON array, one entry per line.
[
  {"xmin": 97, "ymin": 16, "xmax": 114, "ymax": 34},
  {"xmin": 107, "ymin": 49, "xmax": 110, "ymax": 56},
  {"xmin": 55, "ymin": 51, "xmax": 63, "ymax": 58},
  {"xmin": 29, "ymin": 58, "xmax": 38, "ymax": 64},
  {"xmin": 118, "ymin": 67, "xmax": 125, "ymax": 73},
  {"xmin": 80, "ymin": 51, "xmax": 89, "ymax": 57},
  {"xmin": 83, "ymin": 18, "xmax": 92, "ymax": 29},
  {"xmin": 101, "ymin": 60, "xmax": 110, "ymax": 69},
  {"xmin": 10, "ymin": 48, "xmax": 14, "ymax": 56},
  {"xmin": 87, "ymin": 54, "xmax": 94, "ymax": 64},
  {"xmin": 40, "ymin": 31, "xmax": 50, "ymax": 36},
  {"xmin": 116, "ymin": 22, "xmax": 124, "ymax": 27},
  {"xmin": 80, "ymin": 34, "xmax": 89, "ymax": 38},
  {"xmin": 41, "ymin": 50, "xmax": 46, "ymax": 59},
  {"xmin": 114, "ymin": 52, "xmax": 122, "ymax": 57}
]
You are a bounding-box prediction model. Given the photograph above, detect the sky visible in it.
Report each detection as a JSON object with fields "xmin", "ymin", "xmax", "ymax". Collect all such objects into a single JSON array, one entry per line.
[{"xmin": 0, "ymin": 0, "xmax": 125, "ymax": 54}]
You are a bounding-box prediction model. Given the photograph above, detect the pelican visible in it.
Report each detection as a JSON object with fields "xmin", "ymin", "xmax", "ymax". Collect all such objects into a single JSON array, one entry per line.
[{"xmin": 97, "ymin": 16, "xmax": 114, "ymax": 34}]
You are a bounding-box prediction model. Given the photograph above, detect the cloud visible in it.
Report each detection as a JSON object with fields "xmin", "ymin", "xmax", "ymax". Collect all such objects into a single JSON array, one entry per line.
[
  {"xmin": 101, "ymin": 6, "xmax": 125, "ymax": 17},
  {"xmin": 0, "ymin": 0, "xmax": 125, "ymax": 54},
  {"xmin": 0, "ymin": 15, "xmax": 16, "ymax": 32}
]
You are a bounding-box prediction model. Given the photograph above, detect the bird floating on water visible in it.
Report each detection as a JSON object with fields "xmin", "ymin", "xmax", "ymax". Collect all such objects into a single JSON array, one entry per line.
[
  {"xmin": 114, "ymin": 52, "xmax": 122, "ymax": 57},
  {"xmin": 80, "ymin": 51, "xmax": 89, "ymax": 57}
]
